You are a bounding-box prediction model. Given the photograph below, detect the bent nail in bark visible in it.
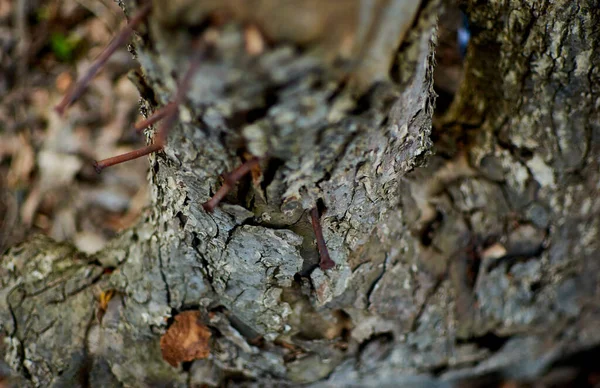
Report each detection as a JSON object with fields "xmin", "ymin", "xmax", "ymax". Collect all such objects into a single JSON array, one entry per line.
[
  {"xmin": 134, "ymin": 103, "xmax": 175, "ymax": 133},
  {"xmin": 310, "ymin": 207, "xmax": 335, "ymax": 270},
  {"xmin": 55, "ymin": 3, "xmax": 152, "ymax": 116},
  {"xmin": 93, "ymin": 40, "xmax": 207, "ymax": 173},
  {"xmin": 202, "ymin": 157, "xmax": 261, "ymax": 212}
]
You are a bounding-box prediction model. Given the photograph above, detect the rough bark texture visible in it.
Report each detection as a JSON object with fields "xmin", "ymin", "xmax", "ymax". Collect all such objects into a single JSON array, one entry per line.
[{"xmin": 2, "ymin": 0, "xmax": 599, "ymax": 386}]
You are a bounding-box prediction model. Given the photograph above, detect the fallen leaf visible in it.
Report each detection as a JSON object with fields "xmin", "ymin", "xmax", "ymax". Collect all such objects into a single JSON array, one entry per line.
[
  {"xmin": 6, "ymin": 133, "xmax": 35, "ymax": 188},
  {"xmin": 55, "ymin": 71, "xmax": 73, "ymax": 93},
  {"xmin": 0, "ymin": 0, "xmax": 12, "ymax": 19},
  {"xmin": 21, "ymin": 184, "xmax": 41, "ymax": 226},
  {"xmin": 0, "ymin": 135, "xmax": 21, "ymax": 162},
  {"xmin": 96, "ymin": 289, "xmax": 115, "ymax": 323},
  {"xmin": 481, "ymin": 242, "xmax": 507, "ymax": 261},
  {"xmin": 244, "ymin": 24, "xmax": 265, "ymax": 56},
  {"xmin": 37, "ymin": 150, "xmax": 82, "ymax": 190},
  {"xmin": 99, "ymin": 289, "xmax": 115, "ymax": 311},
  {"xmin": 160, "ymin": 311, "xmax": 211, "ymax": 367}
]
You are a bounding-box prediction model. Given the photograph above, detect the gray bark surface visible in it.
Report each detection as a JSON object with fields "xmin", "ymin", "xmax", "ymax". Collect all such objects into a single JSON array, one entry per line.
[{"xmin": 1, "ymin": 0, "xmax": 599, "ymax": 386}]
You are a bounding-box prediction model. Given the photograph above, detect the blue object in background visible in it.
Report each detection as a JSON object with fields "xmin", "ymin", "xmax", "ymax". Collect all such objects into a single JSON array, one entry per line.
[{"xmin": 458, "ymin": 12, "xmax": 471, "ymax": 58}]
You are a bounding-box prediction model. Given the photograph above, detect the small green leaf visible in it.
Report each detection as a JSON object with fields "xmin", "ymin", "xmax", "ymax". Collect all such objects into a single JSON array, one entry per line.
[{"xmin": 50, "ymin": 32, "xmax": 79, "ymax": 62}]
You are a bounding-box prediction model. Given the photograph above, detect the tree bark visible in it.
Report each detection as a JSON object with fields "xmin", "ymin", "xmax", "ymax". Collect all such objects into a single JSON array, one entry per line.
[{"xmin": 1, "ymin": 0, "xmax": 599, "ymax": 386}]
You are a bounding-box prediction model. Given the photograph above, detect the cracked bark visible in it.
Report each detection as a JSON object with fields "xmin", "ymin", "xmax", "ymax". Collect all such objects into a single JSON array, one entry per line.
[{"xmin": 2, "ymin": 0, "xmax": 600, "ymax": 386}]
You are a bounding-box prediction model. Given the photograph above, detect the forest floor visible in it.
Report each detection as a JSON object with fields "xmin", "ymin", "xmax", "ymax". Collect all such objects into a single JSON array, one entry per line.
[{"xmin": 0, "ymin": 0, "xmax": 149, "ymax": 254}]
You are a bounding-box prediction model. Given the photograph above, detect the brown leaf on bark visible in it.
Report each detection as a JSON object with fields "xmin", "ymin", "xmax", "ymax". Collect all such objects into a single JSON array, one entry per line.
[
  {"xmin": 160, "ymin": 311, "xmax": 211, "ymax": 367},
  {"xmin": 96, "ymin": 289, "xmax": 115, "ymax": 323}
]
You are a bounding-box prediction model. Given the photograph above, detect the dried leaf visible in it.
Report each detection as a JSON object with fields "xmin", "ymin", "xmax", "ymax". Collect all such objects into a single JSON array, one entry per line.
[
  {"xmin": 481, "ymin": 243, "xmax": 507, "ymax": 261},
  {"xmin": 99, "ymin": 289, "xmax": 115, "ymax": 311},
  {"xmin": 38, "ymin": 150, "xmax": 82, "ymax": 190},
  {"xmin": 6, "ymin": 133, "xmax": 35, "ymax": 188},
  {"xmin": 21, "ymin": 184, "xmax": 41, "ymax": 226},
  {"xmin": 0, "ymin": 135, "xmax": 21, "ymax": 163},
  {"xmin": 55, "ymin": 71, "xmax": 73, "ymax": 93},
  {"xmin": 244, "ymin": 24, "xmax": 265, "ymax": 56},
  {"xmin": 96, "ymin": 289, "xmax": 115, "ymax": 323},
  {"xmin": 160, "ymin": 311, "xmax": 211, "ymax": 367}
]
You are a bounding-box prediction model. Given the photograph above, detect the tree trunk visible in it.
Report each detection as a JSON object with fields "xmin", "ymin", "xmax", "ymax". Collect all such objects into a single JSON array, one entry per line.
[{"xmin": 2, "ymin": 0, "xmax": 599, "ymax": 386}]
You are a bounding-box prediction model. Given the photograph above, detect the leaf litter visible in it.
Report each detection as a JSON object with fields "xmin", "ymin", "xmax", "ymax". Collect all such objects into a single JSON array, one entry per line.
[{"xmin": 0, "ymin": 0, "xmax": 149, "ymax": 254}]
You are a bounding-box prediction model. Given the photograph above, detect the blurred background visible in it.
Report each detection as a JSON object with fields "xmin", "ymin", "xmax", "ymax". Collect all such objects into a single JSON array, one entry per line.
[{"xmin": 0, "ymin": 0, "xmax": 149, "ymax": 254}]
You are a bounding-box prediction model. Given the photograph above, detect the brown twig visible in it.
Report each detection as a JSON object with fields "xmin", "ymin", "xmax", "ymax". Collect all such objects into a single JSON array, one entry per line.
[
  {"xmin": 310, "ymin": 207, "xmax": 335, "ymax": 270},
  {"xmin": 55, "ymin": 3, "xmax": 152, "ymax": 116}
]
